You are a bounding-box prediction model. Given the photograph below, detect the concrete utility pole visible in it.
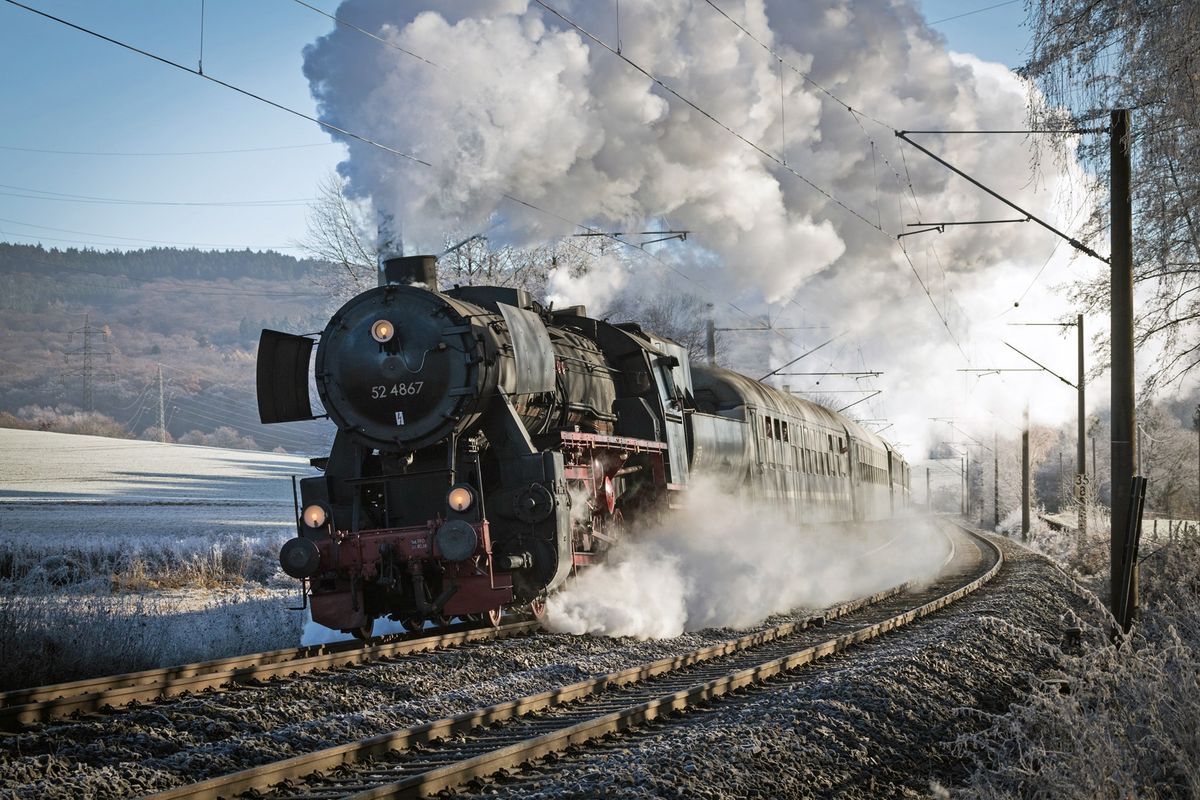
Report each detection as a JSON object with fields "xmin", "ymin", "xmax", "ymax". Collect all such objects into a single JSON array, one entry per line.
[
  {"xmin": 994, "ymin": 432, "xmax": 1000, "ymax": 528},
  {"xmin": 926, "ymin": 467, "xmax": 931, "ymax": 510},
  {"xmin": 706, "ymin": 319, "xmax": 716, "ymax": 366},
  {"xmin": 961, "ymin": 455, "xmax": 967, "ymax": 516},
  {"xmin": 1022, "ymin": 404, "xmax": 1031, "ymax": 540},
  {"xmin": 1076, "ymin": 314, "xmax": 1087, "ymax": 537},
  {"xmin": 157, "ymin": 365, "xmax": 166, "ymax": 443},
  {"xmin": 1110, "ymin": 108, "xmax": 1138, "ymax": 628}
]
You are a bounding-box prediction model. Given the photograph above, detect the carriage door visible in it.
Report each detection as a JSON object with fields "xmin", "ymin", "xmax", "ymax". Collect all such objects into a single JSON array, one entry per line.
[{"xmin": 653, "ymin": 356, "xmax": 690, "ymax": 488}]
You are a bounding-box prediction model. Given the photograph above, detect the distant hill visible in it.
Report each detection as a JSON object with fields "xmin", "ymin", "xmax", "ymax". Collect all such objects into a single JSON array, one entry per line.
[{"xmin": 0, "ymin": 244, "xmax": 340, "ymax": 453}]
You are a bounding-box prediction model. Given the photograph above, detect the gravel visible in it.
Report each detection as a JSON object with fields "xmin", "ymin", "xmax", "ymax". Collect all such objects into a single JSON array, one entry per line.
[
  {"xmin": 442, "ymin": 534, "xmax": 1096, "ymax": 800},
  {"xmin": 0, "ymin": 606, "xmax": 833, "ymax": 798}
]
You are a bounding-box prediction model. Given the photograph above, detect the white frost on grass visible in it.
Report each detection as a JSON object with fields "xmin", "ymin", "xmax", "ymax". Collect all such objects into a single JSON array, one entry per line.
[
  {"xmin": 0, "ymin": 588, "xmax": 304, "ymax": 690},
  {"xmin": 546, "ymin": 478, "xmax": 948, "ymax": 639}
]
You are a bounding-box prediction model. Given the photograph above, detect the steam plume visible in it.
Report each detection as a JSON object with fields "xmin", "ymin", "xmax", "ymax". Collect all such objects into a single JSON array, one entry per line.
[{"xmin": 304, "ymin": 0, "xmax": 1094, "ymax": 453}]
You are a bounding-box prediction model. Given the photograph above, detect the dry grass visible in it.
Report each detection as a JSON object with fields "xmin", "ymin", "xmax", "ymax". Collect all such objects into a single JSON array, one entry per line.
[
  {"xmin": 0, "ymin": 533, "xmax": 287, "ymax": 593},
  {"xmin": 955, "ymin": 523, "xmax": 1200, "ymax": 799}
]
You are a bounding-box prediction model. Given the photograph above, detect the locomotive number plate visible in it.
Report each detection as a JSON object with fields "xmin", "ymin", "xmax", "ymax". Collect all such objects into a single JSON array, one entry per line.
[{"xmin": 371, "ymin": 382, "xmax": 424, "ymax": 399}]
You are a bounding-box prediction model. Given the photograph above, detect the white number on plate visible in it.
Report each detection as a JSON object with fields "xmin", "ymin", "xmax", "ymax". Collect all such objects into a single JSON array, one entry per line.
[{"xmin": 371, "ymin": 382, "xmax": 424, "ymax": 399}]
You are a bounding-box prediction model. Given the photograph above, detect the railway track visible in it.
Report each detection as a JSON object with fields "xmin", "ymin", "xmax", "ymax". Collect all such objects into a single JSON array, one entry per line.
[
  {"xmin": 145, "ymin": 521, "xmax": 1000, "ymax": 800},
  {"xmin": 0, "ymin": 619, "xmax": 540, "ymax": 730}
]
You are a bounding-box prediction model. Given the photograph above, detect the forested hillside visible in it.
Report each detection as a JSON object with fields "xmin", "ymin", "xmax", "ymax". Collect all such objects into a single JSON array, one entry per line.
[{"xmin": 0, "ymin": 244, "xmax": 339, "ymax": 453}]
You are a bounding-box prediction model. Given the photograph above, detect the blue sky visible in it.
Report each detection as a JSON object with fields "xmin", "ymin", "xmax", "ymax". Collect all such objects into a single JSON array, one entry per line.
[{"xmin": 0, "ymin": 0, "xmax": 1030, "ymax": 256}]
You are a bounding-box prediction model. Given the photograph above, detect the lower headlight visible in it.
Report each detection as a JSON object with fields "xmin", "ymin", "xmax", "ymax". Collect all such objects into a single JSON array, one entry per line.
[
  {"xmin": 302, "ymin": 503, "xmax": 329, "ymax": 528},
  {"xmin": 447, "ymin": 484, "xmax": 474, "ymax": 512}
]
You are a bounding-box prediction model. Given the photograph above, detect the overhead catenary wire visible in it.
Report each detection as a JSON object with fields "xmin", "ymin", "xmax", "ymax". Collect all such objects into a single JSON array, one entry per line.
[
  {"xmin": 926, "ymin": 0, "xmax": 1021, "ymax": 26},
  {"xmin": 0, "ymin": 142, "xmax": 334, "ymax": 156},
  {"xmin": 532, "ymin": 0, "xmax": 886, "ymax": 236},
  {"xmin": 1, "ymin": 0, "xmax": 431, "ymax": 167},
  {"xmin": 0, "ymin": 217, "xmax": 300, "ymax": 250},
  {"xmin": 700, "ymin": 0, "xmax": 895, "ymax": 131},
  {"xmin": 0, "ymin": 182, "xmax": 314, "ymax": 207},
  {"xmin": 288, "ymin": 0, "xmax": 440, "ymax": 67},
  {"xmin": 697, "ymin": 0, "xmax": 971, "ymax": 363}
]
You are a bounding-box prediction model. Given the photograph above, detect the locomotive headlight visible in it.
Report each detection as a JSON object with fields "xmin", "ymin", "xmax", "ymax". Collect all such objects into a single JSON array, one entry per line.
[
  {"xmin": 371, "ymin": 319, "xmax": 395, "ymax": 343},
  {"xmin": 447, "ymin": 485, "xmax": 474, "ymax": 512},
  {"xmin": 301, "ymin": 503, "xmax": 329, "ymax": 528}
]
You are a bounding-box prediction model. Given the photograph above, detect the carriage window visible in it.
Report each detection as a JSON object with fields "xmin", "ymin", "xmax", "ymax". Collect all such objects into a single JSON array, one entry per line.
[
  {"xmin": 764, "ymin": 417, "xmax": 772, "ymax": 439},
  {"xmin": 773, "ymin": 419, "xmax": 782, "ymax": 440},
  {"xmin": 781, "ymin": 421, "xmax": 789, "ymax": 443}
]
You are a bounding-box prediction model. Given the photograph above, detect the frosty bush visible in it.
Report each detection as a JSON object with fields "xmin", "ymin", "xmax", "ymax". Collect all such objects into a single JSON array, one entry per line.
[
  {"xmin": 956, "ymin": 532, "xmax": 1200, "ymax": 799},
  {"xmin": 177, "ymin": 425, "xmax": 261, "ymax": 451},
  {"xmin": 0, "ymin": 406, "xmax": 131, "ymax": 438},
  {"xmin": 0, "ymin": 532, "xmax": 287, "ymax": 591}
]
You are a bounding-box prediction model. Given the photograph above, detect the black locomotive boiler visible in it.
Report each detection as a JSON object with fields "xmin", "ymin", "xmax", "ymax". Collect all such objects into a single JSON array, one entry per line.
[{"xmin": 258, "ymin": 255, "xmax": 909, "ymax": 637}]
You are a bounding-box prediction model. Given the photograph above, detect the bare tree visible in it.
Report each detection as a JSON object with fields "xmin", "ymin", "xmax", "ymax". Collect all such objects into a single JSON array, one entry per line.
[
  {"xmin": 301, "ymin": 173, "xmax": 379, "ymax": 299},
  {"xmin": 438, "ymin": 234, "xmax": 590, "ymax": 296},
  {"xmin": 604, "ymin": 291, "xmax": 721, "ymax": 363},
  {"xmin": 1023, "ymin": 0, "xmax": 1200, "ymax": 393}
]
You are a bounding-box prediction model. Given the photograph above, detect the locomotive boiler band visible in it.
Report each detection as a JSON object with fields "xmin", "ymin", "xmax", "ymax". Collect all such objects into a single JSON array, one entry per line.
[{"xmin": 257, "ymin": 255, "xmax": 909, "ymax": 637}]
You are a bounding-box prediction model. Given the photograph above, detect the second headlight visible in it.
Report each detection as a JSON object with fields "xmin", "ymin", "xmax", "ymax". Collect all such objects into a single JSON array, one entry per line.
[{"xmin": 447, "ymin": 484, "xmax": 474, "ymax": 512}]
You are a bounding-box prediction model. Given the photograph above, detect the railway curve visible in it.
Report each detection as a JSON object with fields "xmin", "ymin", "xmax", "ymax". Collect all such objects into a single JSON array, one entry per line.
[{"xmin": 140, "ymin": 520, "xmax": 999, "ymax": 800}]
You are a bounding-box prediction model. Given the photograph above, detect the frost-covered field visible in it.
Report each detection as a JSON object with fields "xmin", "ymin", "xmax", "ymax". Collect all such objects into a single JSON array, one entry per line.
[
  {"xmin": 0, "ymin": 428, "xmax": 314, "ymax": 540},
  {"xmin": 0, "ymin": 429, "xmax": 319, "ymax": 688}
]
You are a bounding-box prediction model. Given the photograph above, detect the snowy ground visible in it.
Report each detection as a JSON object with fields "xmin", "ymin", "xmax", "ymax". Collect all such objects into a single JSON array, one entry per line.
[{"xmin": 0, "ymin": 428, "xmax": 316, "ymax": 540}]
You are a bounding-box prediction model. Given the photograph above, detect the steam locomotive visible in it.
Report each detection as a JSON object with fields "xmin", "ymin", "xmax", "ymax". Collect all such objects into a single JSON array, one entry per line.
[{"xmin": 258, "ymin": 255, "xmax": 909, "ymax": 638}]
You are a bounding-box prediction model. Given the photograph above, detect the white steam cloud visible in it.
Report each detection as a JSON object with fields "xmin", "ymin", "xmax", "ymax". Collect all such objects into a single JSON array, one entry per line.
[
  {"xmin": 304, "ymin": 0, "xmax": 1096, "ymax": 455},
  {"xmin": 545, "ymin": 477, "xmax": 949, "ymax": 638},
  {"xmin": 545, "ymin": 251, "xmax": 629, "ymax": 313}
]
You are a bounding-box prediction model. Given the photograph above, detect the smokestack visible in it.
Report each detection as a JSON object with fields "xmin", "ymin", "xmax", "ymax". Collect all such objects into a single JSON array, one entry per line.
[
  {"xmin": 382, "ymin": 255, "xmax": 438, "ymax": 291},
  {"xmin": 377, "ymin": 214, "xmax": 405, "ymax": 287}
]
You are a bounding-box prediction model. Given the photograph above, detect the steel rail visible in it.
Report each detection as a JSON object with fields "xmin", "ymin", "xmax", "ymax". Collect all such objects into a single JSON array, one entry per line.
[
  {"xmin": 144, "ymin": 524, "xmax": 999, "ymax": 800},
  {"xmin": 0, "ymin": 620, "xmax": 540, "ymax": 730}
]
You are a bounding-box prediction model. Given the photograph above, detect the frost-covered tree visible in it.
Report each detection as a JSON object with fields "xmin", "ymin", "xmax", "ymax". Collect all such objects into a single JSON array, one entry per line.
[{"xmin": 1023, "ymin": 0, "xmax": 1200, "ymax": 391}]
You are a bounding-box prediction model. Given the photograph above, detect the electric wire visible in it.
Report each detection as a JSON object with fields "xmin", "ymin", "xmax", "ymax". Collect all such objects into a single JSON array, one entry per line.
[
  {"xmin": 0, "ymin": 217, "xmax": 299, "ymax": 250},
  {"xmin": 927, "ymin": 0, "xmax": 1021, "ymax": 26},
  {"xmin": 700, "ymin": 0, "xmax": 895, "ymax": 131},
  {"xmin": 533, "ymin": 0, "xmax": 886, "ymax": 236},
  {"xmin": 0, "ymin": 142, "xmax": 334, "ymax": 156},
  {"xmin": 693, "ymin": 0, "xmax": 971, "ymax": 363},
  {"xmin": 287, "ymin": 0, "xmax": 440, "ymax": 67},
  {"xmin": 0, "ymin": 0, "xmax": 430, "ymax": 167},
  {"xmin": 0, "ymin": 182, "xmax": 314, "ymax": 207}
]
